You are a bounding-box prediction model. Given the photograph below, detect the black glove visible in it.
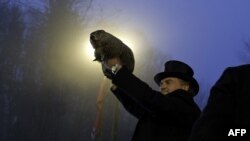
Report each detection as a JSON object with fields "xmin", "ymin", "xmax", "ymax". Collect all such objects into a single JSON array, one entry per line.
[{"xmin": 101, "ymin": 63, "xmax": 115, "ymax": 79}]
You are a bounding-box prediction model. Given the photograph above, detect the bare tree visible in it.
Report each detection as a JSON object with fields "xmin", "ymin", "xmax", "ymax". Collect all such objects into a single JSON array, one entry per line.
[
  {"xmin": 238, "ymin": 39, "xmax": 250, "ymax": 64},
  {"xmin": 0, "ymin": 0, "xmax": 94, "ymax": 141},
  {"xmin": 0, "ymin": 2, "xmax": 26, "ymax": 141},
  {"xmin": 243, "ymin": 39, "xmax": 250, "ymax": 63}
]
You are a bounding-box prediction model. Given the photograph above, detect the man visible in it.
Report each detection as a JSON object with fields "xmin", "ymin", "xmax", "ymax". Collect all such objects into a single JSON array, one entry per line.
[
  {"xmin": 188, "ymin": 64, "xmax": 250, "ymax": 141},
  {"xmin": 102, "ymin": 58, "xmax": 201, "ymax": 141}
]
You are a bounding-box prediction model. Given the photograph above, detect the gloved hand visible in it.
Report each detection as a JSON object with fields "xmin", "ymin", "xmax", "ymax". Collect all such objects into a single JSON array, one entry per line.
[
  {"xmin": 101, "ymin": 58, "xmax": 122, "ymax": 80},
  {"xmin": 101, "ymin": 62, "xmax": 114, "ymax": 79}
]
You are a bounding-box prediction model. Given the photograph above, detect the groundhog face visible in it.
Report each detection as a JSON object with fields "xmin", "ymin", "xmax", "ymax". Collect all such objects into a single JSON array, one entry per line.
[{"xmin": 90, "ymin": 30, "xmax": 106, "ymax": 49}]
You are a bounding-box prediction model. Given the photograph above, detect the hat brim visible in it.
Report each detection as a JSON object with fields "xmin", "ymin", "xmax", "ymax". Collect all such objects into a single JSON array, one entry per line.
[{"xmin": 154, "ymin": 72, "xmax": 199, "ymax": 95}]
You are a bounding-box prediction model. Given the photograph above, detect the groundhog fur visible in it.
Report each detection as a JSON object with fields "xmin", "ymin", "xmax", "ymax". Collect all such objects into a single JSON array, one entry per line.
[{"xmin": 90, "ymin": 30, "xmax": 135, "ymax": 72}]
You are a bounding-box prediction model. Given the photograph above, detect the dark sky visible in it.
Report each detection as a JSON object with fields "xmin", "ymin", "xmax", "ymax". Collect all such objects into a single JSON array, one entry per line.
[{"xmin": 85, "ymin": 0, "xmax": 250, "ymax": 87}]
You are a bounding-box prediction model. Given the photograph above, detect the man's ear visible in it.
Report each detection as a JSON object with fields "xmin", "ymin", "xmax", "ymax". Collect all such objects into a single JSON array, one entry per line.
[{"xmin": 182, "ymin": 84, "xmax": 190, "ymax": 91}]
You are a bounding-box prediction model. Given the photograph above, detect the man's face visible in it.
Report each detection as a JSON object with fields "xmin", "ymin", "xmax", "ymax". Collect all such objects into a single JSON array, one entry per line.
[{"xmin": 159, "ymin": 77, "xmax": 189, "ymax": 95}]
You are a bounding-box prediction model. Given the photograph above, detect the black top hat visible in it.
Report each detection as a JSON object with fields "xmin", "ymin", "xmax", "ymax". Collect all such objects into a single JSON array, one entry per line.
[{"xmin": 154, "ymin": 60, "xmax": 199, "ymax": 96}]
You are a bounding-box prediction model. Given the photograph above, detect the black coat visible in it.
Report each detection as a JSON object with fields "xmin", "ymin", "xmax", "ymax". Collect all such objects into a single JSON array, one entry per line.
[
  {"xmin": 188, "ymin": 64, "xmax": 250, "ymax": 141},
  {"xmin": 111, "ymin": 67, "xmax": 201, "ymax": 141}
]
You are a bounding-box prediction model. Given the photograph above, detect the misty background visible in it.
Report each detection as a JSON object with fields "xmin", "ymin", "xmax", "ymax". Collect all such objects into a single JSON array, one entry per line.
[{"xmin": 1, "ymin": 0, "xmax": 250, "ymax": 141}]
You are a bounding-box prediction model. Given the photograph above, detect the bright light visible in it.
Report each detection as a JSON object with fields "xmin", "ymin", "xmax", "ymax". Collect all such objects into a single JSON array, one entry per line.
[{"xmin": 84, "ymin": 39, "xmax": 95, "ymax": 61}]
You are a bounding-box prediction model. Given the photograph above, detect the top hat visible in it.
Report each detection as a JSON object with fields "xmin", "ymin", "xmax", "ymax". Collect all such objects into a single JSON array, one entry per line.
[{"xmin": 154, "ymin": 60, "xmax": 199, "ymax": 95}]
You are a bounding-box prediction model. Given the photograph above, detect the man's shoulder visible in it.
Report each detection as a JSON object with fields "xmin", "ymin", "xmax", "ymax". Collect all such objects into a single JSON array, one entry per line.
[
  {"xmin": 218, "ymin": 64, "xmax": 250, "ymax": 88},
  {"xmin": 226, "ymin": 64, "xmax": 250, "ymax": 73}
]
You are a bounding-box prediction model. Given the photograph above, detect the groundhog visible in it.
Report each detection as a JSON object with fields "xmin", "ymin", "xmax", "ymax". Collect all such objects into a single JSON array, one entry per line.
[{"xmin": 90, "ymin": 30, "xmax": 135, "ymax": 72}]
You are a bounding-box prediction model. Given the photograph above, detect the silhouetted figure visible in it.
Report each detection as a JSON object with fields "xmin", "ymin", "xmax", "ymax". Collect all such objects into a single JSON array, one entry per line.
[{"xmin": 188, "ymin": 64, "xmax": 250, "ymax": 141}]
